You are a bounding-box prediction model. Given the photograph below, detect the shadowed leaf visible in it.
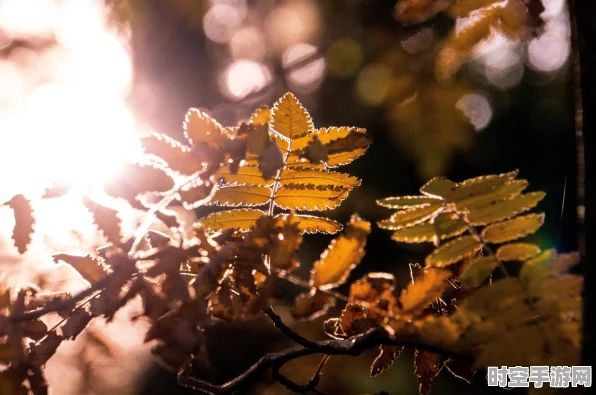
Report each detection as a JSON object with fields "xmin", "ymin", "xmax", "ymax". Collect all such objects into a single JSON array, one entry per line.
[
  {"xmin": 426, "ymin": 236, "xmax": 482, "ymax": 267},
  {"xmin": 3, "ymin": 194, "xmax": 35, "ymax": 254}
]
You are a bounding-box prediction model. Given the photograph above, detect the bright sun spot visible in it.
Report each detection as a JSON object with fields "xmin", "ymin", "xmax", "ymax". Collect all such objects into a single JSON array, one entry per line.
[{"xmin": 0, "ymin": 0, "xmax": 143, "ymax": 199}]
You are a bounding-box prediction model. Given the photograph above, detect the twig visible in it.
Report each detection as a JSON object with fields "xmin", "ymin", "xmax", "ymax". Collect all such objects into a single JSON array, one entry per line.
[
  {"xmin": 262, "ymin": 307, "xmax": 320, "ymax": 349},
  {"xmin": 177, "ymin": 327, "xmax": 470, "ymax": 394},
  {"xmin": 9, "ymin": 276, "xmax": 110, "ymax": 323}
]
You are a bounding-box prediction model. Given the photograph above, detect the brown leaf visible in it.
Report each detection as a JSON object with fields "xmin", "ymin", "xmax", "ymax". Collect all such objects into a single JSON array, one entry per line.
[
  {"xmin": 414, "ymin": 349, "xmax": 441, "ymax": 395},
  {"xmin": 53, "ymin": 254, "xmax": 107, "ymax": 284},
  {"xmin": 29, "ymin": 331, "xmax": 63, "ymax": 365},
  {"xmin": 103, "ymin": 163, "xmax": 174, "ymax": 209},
  {"xmin": 27, "ymin": 364, "xmax": 49, "ymax": 395},
  {"xmin": 146, "ymin": 230, "xmax": 171, "ymax": 248},
  {"xmin": 152, "ymin": 343, "xmax": 190, "ymax": 371},
  {"xmin": 42, "ymin": 182, "xmax": 71, "ymax": 199},
  {"xmin": 23, "ymin": 320, "xmax": 47, "ymax": 341},
  {"xmin": 258, "ymin": 140, "xmax": 284, "ymax": 179},
  {"xmin": 291, "ymin": 290, "xmax": 335, "ymax": 320},
  {"xmin": 311, "ymin": 214, "xmax": 371, "ymax": 290},
  {"xmin": 82, "ymin": 196, "xmax": 122, "ymax": 245},
  {"xmin": 339, "ymin": 303, "xmax": 376, "ymax": 336},
  {"xmin": 60, "ymin": 308, "xmax": 92, "ymax": 340},
  {"xmin": 370, "ymin": 344, "xmax": 403, "ymax": 377},
  {"xmin": 399, "ymin": 267, "xmax": 451, "ymax": 315},
  {"xmin": 145, "ymin": 246, "xmax": 188, "ymax": 277},
  {"xmin": 3, "ymin": 194, "xmax": 35, "ymax": 254},
  {"xmin": 444, "ymin": 357, "xmax": 475, "ymax": 383}
]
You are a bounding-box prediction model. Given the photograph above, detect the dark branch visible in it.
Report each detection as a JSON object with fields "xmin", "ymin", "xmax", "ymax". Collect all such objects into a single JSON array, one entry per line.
[
  {"xmin": 177, "ymin": 326, "xmax": 471, "ymax": 394},
  {"xmin": 262, "ymin": 307, "xmax": 320, "ymax": 349}
]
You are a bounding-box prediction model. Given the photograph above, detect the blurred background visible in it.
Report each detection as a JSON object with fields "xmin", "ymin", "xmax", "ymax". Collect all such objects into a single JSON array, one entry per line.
[{"xmin": 0, "ymin": 0, "xmax": 579, "ymax": 394}]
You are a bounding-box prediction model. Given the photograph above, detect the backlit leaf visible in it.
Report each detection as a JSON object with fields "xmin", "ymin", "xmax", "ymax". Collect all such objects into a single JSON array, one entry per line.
[
  {"xmin": 184, "ymin": 108, "xmax": 228, "ymax": 148},
  {"xmin": 370, "ymin": 344, "xmax": 403, "ymax": 377},
  {"xmin": 271, "ymin": 92, "xmax": 313, "ymax": 140},
  {"xmin": 481, "ymin": 213, "xmax": 545, "ymax": 243},
  {"xmin": 389, "ymin": 212, "xmax": 465, "ymax": 243},
  {"xmin": 460, "ymin": 256, "xmax": 498, "ymax": 289},
  {"xmin": 275, "ymin": 214, "xmax": 342, "ymax": 234},
  {"xmin": 214, "ymin": 165, "xmax": 272, "ymax": 186},
  {"xmin": 311, "ymin": 215, "xmax": 371, "ymax": 289},
  {"xmin": 258, "ymin": 140, "xmax": 284, "ymax": 179},
  {"xmin": 496, "ymin": 243, "xmax": 541, "ymax": 261},
  {"xmin": 414, "ymin": 349, "xmax": 441, "ymax": 395},
  {"xmin": 53, "ymin": 254, "xmax": 107, "ymax": 284},
  {"xmin": 3, "ymin": 194, "xmax": 35, "ymax": 254},
  {"xmin": 82, "ymin": 197, "xmax": 122, "ymax": 245},
  {"xmin": 378, "ymin": 202, "xmax": 443, "ymax": 230},
  {"xmin": 465, "ymin": 192, "xmax": 546, "ymax": 225},
  {"xmin": 433, "ymin": 212, "xmax": 467, "ymax": 240},
  {"xmin": 399, "ymin": 267, "xmax": 451, "ymax": 315},
  {"xmin": 455, "ymin": 179, "xmax": 528, "ymax": 210},
  {"xmin": 274, "ymin": 182, "xmax": 353, "ymax": 211},
  {"xmin": 519, "ymin": 249, "xmax": 558, "ymax": 283},
  {"xmin": 447, "ymin": 170, "xmax": 518, "ymax": 203},
  {"xmin": 291, "ymin": 290, "xmax": 335, "ymax": 320},
  {"xmin": 377, "ymin": 195, "xmax": 441, "ymax": 209},
  {"xmin": 140, "ymin": 132, "xmax": 201, "ymax": 175},
  {"xmin": 206, "ymin": 185, "xmax": 271, "ymax": 207},
  {"xmin": 198, "ymin": 209, "xmax": 266, "ymax": 232},
  {"xmin": 250, "ymin": 105, "xmax": 271, "ymax": 125},
  {"xmin": 420, "ymin": 177, "xmax": 457, "ymax": 198},
  {"xmin": 425, "ymin": 236, "xmax": 482, "ymax": 267}
]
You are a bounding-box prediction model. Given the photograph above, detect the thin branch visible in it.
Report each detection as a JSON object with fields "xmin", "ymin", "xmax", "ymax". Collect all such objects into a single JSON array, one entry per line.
[
  {"xmin": 9, "ymin": 276, "xmax": 110, "ymax": 323},
  {"xmin": 262, "ymin": 307, "xmax": 320, "ymax": 349},
  {"xmin": 177, "ymin": 327, "xmax": 472, "ymax": 394}
]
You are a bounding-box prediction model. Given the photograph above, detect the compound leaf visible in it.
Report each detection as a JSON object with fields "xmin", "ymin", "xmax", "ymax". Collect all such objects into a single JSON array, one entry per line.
[
  {"xmin": 460, "ymin": 256, "xmax": 499, "ymax": 289},
  {"xmin": 378, "ymin": 203, "xmax": 443, "ymax": 230},
  {"xmin": 198, "ymin": 209, "xmax": 266, "ymax": 232},
  {"xmin": 465, "ymin": 192, "xmax": 545, "ymax": 225},
  {"xmin": 376, "ymin": 195, "xmax": 441, "ymax": 209},
  {"xmin": 496, "ymin": 243, "xmax": 541, "ymax": 262},
  {"xmin": 184, "ymin": 108, "xmax": 229, "ymax": 149}
]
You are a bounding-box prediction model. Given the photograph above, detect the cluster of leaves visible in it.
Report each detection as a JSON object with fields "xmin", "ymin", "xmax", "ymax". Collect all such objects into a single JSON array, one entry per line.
[{"xmin": 0, "ymin": 94, "xmax": 582, "ymax": 395}]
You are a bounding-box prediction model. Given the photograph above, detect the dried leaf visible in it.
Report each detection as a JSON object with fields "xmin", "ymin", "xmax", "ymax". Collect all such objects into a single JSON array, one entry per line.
[
  {"xmin": 53, "ymin": 254, "xmax": 107, "ymax": 284},
  {"xmin": 82, "ymin": 197, "xmax": 122, "ymax": 245},
  {"xmin": 184, "ymin": 108, "xmax": 228, "ymax": 148},
  {"xmin": 291, "ymin": 290, "xmax": 335, "ymax": 320},
  {"xmin": 425, "ymin": 236, "xmax": 482, "ymax": 267},
  {"xmin": 481, "ymin": 213, "xmax": 545, "ymax": 243},
  {"xmin": 399, "ymin": 267, "xmax": 451, "ymax": 315},
  {"xmin": 414, "ymin": 349, "xmax": 441, "ymax": 395},
  {"xmin": 370, "ymin": 344, "xmax": 403, "ymax": 377},
  {"xmin": 29, "ymin": 331, "xmax": 63, "ymax": 365},
  {"xmin": 339, "ymin": 304, "xmax": 377, "ymax": 336},
  {"xmin": 258, "ymin": 140, "xmax": 284, "ymax": 179},
  {"xmin": 3, "ymin": 194, "xmax": 35, "ymax": 254},
  {"xmin": 23, "ymin": 320, "xmax": 47, "ymax": 341},
  {"xmin": 311, "ymin": 215, "xmax": 371, "ymax": 289},
  {"xmin": 60, "ymin": 308, "xmax": 92, "ymax": 340}
]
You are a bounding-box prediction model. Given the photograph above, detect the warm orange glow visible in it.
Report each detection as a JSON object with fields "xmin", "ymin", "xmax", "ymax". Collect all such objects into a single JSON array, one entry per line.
[{"xmin": 0, "ymin": 0, "xmax": 143, "ymax": 198}]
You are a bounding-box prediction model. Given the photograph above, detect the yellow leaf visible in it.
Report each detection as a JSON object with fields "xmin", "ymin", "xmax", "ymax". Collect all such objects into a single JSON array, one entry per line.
[
  {"xmin": 425, "ymin": 236, "xmax": 482, "ymax": 267},
  {"xmin": 377, "ymin": 202, "xmax": 443, "ymax": 230},
  {"xmin": 447, "ymin": 0, "xmax": 503, "ymax": 18},
  {"xmin": 274, "ymin": 182, "xmax": 353, "ymax": 211},
  {"xmin": 496, "ymin": 243, "xmax": 541, "ymax": 261},
  {"xmin": 390, "ymin": 212, "xmax": 465, "ymax": 243},
  {"xmin": 482, "ymin": 213, "xmax": 545, "ymax": 243},
  {"xmin": 271, "ymin": 92, "xmax": 313, "ymax": 140},
  {"xmin": 205, "ymin": 185, "xmax": 271, "ymax": 207},
  {"xmin": 447, "ymin": 170, "xmax": 518, "ymax": 203},
  {"xmin": 420, "ymin": 177, "xmax": 457, "ymax": 198},
  {"xmin": 184, "ymin": 108, "xmax": 229, "ymax": 148},
  {"xmin": 140, "ymin": 132, "xmax": 201, "ymax": 175},
  {"xmin": 280, "ymin": 169, "xmax": 361, "ymax": 189},
  {"xmin": 198, "ymin": 209, "xmax": 266, "ymax": 232},
  {"xmin": 519, "ymin": 249, "xmax": 557, "ymax": 283},
  {"xmin": 214, "ymin": 165, "xmax": 272, "ymax": 185},
  {"xmin": 250, "ymin": 105, "xmax": 271, "ymax": 125},
  {"xmin": 311, "ymin": 215, "xmax": 371, "ymax": 289},
  {"xmin": 460, "ymin": 256, "xmax": 498, "ymax": 289},
  {"xmin": 399, "ymin": 267, "xmax": 451, "ymax": 315},
  {"xmin": 433, "ymin": 212, "xmax": 467, "ymax": 240},
  {"xmin": 291, "ymin": 289, "xmax": 335, "ymax": 320},
  {"xmin": 275, "ymin": 214, "xmax": 343, "ymax": 234},
  {"xmin": 455, "ymin": 179, "xmax": 528, "ymax": 210},
  {"xmin": 376, "ymin": 195, "xmax": 441, "ymax": 209},
  {"xmin": 465, "ymin": 192, "xmax": 546, "ymax": 225}
]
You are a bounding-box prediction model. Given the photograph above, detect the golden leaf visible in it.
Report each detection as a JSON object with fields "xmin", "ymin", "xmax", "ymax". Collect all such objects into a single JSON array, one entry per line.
[
  {"xmin": 496, "ymin": 243, "xmax": 541, "ymax": 261},
  {"xmin": 275, "ymin": 214, "xmax": 343, "ymax": 234},
  {"xmin": 376, "ymin": 195, "xmax": 441, "ymax": 209},
  {"xmin": 274, "ymin": 182, "xmax": 353, "ymax": 211},
  {"xmin": 310, "ymin": 215, "xmax": 371, "ymax": 289},
  {"xmin": 291, "ymin": 290, "xmax": 335, "ymax": 320},
  {"xmin": 465, "ymin": 192, "xmax": 546, "ymax": 225},
  {"xmin": 184, "ymin": 108, "xmax": 229, "ymax": 148},
  {"xmin": 455, "ymin": 179, "xmax": 528, "ymax": 210},
  {"xmin": 214, "ymin": 165, "xmax": 272, "ymax": 186},
  {"xmin": 140, "ymin": 132, "xmax": 201, "ymax": 175},
  {"xmin": 205, "ymin": 185, "xmax": 271, "ymax": 207},
  {"xmin": 389, "ymin": 212, "xmax": 466, "ymax": 243},
  {"xmin": 399, "ymin": 267, "xmax": 451, "ymax": 315},
  {"xmin": 425, "ymin": 236, "xmax": 482, "ymax": 267},
  {"xmin": 420, "ymin": 177, "xmax": 457, "ymax": 198},
  {"xmin": 481, "ymin": 213, "xmax": 545, "ymax": 243},
  {"xmin": 378, "ymin": 202, "xmax": 444, "ymax": 230},
  {"xmin": 447, "ymin": 170, "xmax": 518, "ymax": 203},
  {"xmin": 271, "ymin": 92, "xmax": 313, "ymax": 141},
  {"xmin": 395, "ymin": 0, "xmax": 454, "ymax": 24},
  {"xmin": 460, "ymin": 256, "xmax": 498, "ymax": 289},
  {"xmin": 250, "ymin": 105, "xmax": 271, "ymax": 125},
  {"xmin": 198, "ymin": 209, "xmax": 266, "ymax": 232}
]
